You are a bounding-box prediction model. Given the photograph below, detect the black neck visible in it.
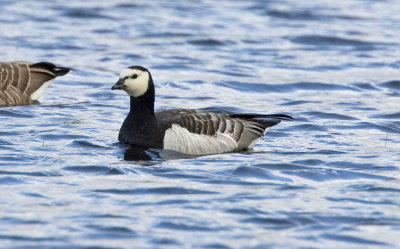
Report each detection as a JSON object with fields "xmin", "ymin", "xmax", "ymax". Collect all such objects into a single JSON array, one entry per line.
[
  {"xmin": 129, "ymin": 93, "xmax": 154, "ymax": 115},
  {"xmin": 128, "ymin": 76, "xmax": 156, "ymax": 116},
  {"xmin": 119, "ymin": 79, "xmax": 161, "ymax": 147}
]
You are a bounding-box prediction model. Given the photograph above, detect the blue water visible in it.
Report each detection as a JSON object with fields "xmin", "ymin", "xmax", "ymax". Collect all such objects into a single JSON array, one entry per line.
[{"xmin": 1, "ymin": 0, "xmax": 400, "ymax": 248}]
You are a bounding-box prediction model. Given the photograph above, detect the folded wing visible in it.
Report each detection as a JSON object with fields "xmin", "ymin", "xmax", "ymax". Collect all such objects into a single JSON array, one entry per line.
[{"xmin": 156, "ymin": 109, "xmax": 282, "ymax": 155}]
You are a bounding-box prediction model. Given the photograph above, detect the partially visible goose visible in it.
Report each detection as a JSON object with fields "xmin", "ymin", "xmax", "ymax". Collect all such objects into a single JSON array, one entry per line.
[
  {"xmin": 112, "ymin": 66, "xmax": 293, "ymax": 155},
  {"xmin": 0, "ymin": 61, "xmax": 73, "ymax": 106}
]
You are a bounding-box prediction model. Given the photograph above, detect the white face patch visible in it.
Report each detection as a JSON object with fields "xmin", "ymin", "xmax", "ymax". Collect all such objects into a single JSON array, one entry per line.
[{"xmin": 119, "ymin": 68, "xmax": 149, "ymax": 97}]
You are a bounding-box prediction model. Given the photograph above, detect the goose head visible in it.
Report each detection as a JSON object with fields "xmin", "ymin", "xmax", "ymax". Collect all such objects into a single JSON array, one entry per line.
[{"xmin": 112, "ymin": 65, "xmax": 151, "ymax": 97}]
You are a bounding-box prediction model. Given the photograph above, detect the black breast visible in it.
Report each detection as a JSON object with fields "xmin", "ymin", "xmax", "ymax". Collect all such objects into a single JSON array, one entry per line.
[{"xmin": 119, "ymin": 111, "xmax": 163, "ymax": 149}]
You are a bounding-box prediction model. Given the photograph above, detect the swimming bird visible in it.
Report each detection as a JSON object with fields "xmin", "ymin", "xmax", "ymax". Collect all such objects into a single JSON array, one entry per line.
[
  {"xmin": 112, "ymin": 66, "xmax": 292, "ymax": 155},
  {"xmin": 0, "ymin": 61, "xmax": 73, "ymax": 106}
]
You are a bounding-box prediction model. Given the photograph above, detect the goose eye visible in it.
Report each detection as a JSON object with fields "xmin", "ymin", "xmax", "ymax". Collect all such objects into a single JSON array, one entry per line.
[{"xmin": 131, "ymin": 74, "xmax": 138, "ymax": 79}]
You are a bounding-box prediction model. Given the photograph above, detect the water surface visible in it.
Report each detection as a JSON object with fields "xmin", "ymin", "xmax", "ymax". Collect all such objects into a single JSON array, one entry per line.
[{"xmin": 0, "ymin": 0, "xmax": 399, "ymax": 248}]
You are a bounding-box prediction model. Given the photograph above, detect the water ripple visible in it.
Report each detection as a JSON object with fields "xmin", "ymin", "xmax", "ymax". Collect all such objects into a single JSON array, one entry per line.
[
  {"xmin": 62, "ymin": 165, "xmax": 125, "ymax": 175},
  {"xmin": 289, "ymin": 35, "xmax": 388, "ymax": 50},
  {"xmin": 156, "ymin": 221, "xmax": 220, "ymax": 232},
  {"xmin": 94, "ymin": 187, "xmax": 218, "ymax": 195},
  {"xmin": 216, "ymin": 81, "xmax": 356, "ymax": 93}
]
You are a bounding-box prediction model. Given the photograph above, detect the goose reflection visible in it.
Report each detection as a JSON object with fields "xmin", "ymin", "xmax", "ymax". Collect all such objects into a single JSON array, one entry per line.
[{"xmin": 123, "ymin": 146, "xmax": 195, "ymax": 161}]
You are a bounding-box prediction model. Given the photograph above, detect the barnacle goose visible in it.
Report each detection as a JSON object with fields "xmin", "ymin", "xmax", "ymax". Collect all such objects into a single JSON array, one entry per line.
[
  {"xmin": 112, "ymin": 66, "xmax": 293, "ymax": 155},
  {"xmin": 0, "ymin": 61, "xmax": 73, "ymax": 106}
]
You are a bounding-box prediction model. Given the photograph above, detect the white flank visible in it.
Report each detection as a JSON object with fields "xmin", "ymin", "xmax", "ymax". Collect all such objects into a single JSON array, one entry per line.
[
  {"xmin": 30, "ymin": 79, "xmax": 54, "ymax": 100},
  {"xmin": 163, "ymin": 124, "xmax": 238, "ymax": 155},
  {"xmin": 119, "ymin": 68, "xmax": 149, "ymax": 97},
  {"xmin": 248, "ymin": 127, "xmax": 270, "ymax": 149}
]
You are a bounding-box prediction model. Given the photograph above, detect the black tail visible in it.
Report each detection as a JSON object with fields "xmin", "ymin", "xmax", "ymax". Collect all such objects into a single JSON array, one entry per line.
[
  {"xmin": 257, "ymin": 118, "xmax": 282, "ymax": 128},
  {"xmin": 31, "ymin": 62, "xmax": 77, "ymax": 76},
  {"xmin": 53, "ymin": 66, "xmax": 77, "ymax": 76},
  {"xmin": 229, "ymin": 113, "xmax": 294, "ymax": 121}
]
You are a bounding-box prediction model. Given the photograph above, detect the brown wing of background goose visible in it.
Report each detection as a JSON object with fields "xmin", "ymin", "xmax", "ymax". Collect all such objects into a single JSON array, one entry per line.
[{"xmin": 0, "ymin": 61, "xmax": 73, "ymax": 106}]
